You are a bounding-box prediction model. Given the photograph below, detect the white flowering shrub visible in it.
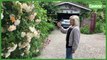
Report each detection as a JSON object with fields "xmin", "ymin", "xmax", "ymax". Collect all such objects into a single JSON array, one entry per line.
[{"xmin": 1, "ymin": 1, "xmax": 55, "ymax": 59}]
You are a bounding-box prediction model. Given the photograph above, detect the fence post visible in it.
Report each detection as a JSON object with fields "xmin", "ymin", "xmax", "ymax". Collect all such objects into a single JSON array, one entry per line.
[{"xmin": 90, "ymin": 12, "xmax": 97, "ymax": 33}]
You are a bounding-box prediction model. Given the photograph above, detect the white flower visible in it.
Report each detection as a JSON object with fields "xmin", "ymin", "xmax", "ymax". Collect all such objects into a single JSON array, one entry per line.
[
  {"xmin": 21, "ymin": 3, "xmax": 28, "ymax": 10},
  {"xmin": 26, "ymin": 32, "xmax": 34, "ymax": 38},
  {"xmin": 35, "ymin": 19, "xmax": 41, "ymax": 24},
  {"xmin": 36, "ymin": 49, "xmax": 39, "ymax": 52},
  {"xmin": 36, "ymin": 33, "xmax": 40, "ymax": 38},
  {"xmin": 34, "ymin": 30, "xmax": 40, "ymax": 38},
  {"xmin": 25, "ymin": 43, "xmax": 30, "ymax": 51},
  {"xmin": 29, "ymin": 12, "xmax": 37, "ymax": 21},
  {"xmin": 4, "ymin": 52, "xmax": 11, "ymax": 58},
  {"xmin": 18, "ymin": 42, "xmax": 22, "ymax": 49},
  {"xmin": 26, "ymin": 4, "xmax": 34, "ymax": 12},
  {"xmin": 21, "ymin": 3, "xmax": 34, "ymax": 12},
  {"xmin": 29, "ymin": 27, "xmax": 36, "ymax": 32},
  {"xmin": 8, "ymin": 43, "xmax": 17, "ymax": 53},
  {"xmin": 1, "ymin": 13, "xmax": 4, "ymax": 19},
  {"xmin": 33, "ymin": 30, "xmax": 38, "ymax": 37},
  {"xmin": 30, "ymin": 4, "xmax": 35, "ymax": 10},
  {"xmin": 34, "ymin": 12, "xmax": 37, "ymax": 16},
  {"xmin": 26, "ymin": 36, "xmax": 32, "ymax": 43},
  {"xmin": 36, "ymin": 35, "xmax": 40, "ymax": 38},
  {"xmin": 20, "ymin": 53, "xmax": 24, "ymax": 56},
  {"xmin": 26, "ymin": 6, "xmax": 32, "ymax": 12},
  {"xmin": 15, "ymin": 1, "xmax": 20, "ymax": 4},
  {"xmin": 26, "ymin": 32, "xmax": 33, "ymax": 42},
  {"xmin": 29, "ymin": 14, "xmax": 35, "ymax": 21},
  {"xmin": 21, "ymin": 32, "xmax": 26, "ymax": 37},
  {"xmin": 24, "ymin": 50, "xmax": 30, "ymax": 55},
  {"xmin": 15, "ymin": 1, "xmax": 22, "ymax": 13},
  {"xmin": 8, "ymin": 25, "xmax": 16, "ymax": 32},
  {"xmin": 18, "ymin": 42, "xmax": 29, "ymax": 49},
  {"xmin": 14, "ymin": 19, "xmax": 20, "ymax": 26}
]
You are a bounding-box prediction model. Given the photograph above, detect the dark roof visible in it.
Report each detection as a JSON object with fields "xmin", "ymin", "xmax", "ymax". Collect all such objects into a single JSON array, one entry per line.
[{"xmin": 56, "ymin": 2, "xmax": 91, "ymax": 11}]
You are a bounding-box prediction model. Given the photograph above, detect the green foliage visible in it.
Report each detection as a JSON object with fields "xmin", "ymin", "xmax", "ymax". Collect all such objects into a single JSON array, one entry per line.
[
  {"xmin": 80, "ymin": 21, "xmax": 106, "ymax": 34},
  {"xmin": 95, "ymin": 21, "xmax": 105, "ymax": 33},
  {"xmin": 80, "ymin": 25, "xmax": 90, "ymax": 34},
  {"xmin": 102, "ymin": 23, "xmax": 106, "ymax": 34},
  {"xmin": 39, "ymin": 2, "xmax": 58, "ymax": 19},
  {"xmin": 1, "ymin": 1, "xmax": 55, "ymax": 59}
]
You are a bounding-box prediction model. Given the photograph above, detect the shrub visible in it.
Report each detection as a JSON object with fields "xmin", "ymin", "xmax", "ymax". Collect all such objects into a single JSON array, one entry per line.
[
  {"xmin": 101, "ymin": 23, "xmax": 106, "ymax": 34},
  {"xmin": 80, "ymin": 25, "xmax": 90, "ymax": 34},
  {"xmin": 95, "ymin": 21, "xmax": 104, "ymax": 33},
  {"xmin": 1, "ymin": 1, "xmax": 55, "ymax": 59}
]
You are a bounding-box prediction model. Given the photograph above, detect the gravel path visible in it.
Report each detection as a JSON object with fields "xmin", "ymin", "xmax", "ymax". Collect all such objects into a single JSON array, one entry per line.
[{"xmin": 36, "ymin": 29, "xmax": 106, "ymax": 59}]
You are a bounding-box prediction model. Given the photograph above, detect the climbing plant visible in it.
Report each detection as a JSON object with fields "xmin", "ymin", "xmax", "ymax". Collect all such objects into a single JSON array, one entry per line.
[{"xmin": 1, "ymin": 1, "xmax": 55, "ymax": 59}]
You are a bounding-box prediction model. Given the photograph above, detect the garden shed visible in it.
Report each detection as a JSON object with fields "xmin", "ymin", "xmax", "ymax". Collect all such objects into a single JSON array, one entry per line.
[{"xmin": 56, "ymin": 2, "xmax": 91, "ymax": 26}]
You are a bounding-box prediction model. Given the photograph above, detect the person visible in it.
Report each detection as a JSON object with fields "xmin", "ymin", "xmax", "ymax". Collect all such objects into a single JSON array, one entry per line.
[{"xmin": 57, "ymin": 15, "xmax": 80, "ymax": 59}]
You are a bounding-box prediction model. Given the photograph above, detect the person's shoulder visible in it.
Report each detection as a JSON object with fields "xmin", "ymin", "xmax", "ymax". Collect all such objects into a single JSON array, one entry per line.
[
  {"xmin": 72, "ymin": 27, "xmax": 80, "ymax": 34},
  {"xmin": 73, "ymin": 26, "xmax": 79, "ymax": 30}
]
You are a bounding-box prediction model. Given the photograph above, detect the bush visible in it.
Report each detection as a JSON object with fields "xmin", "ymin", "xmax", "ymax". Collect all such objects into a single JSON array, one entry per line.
[
  {"xmin": 1, "ymin": 1, "xmax": 55, "ymax": 59},
  {"xmin": 94, "ymin": 21, "xmax": 104, "ymax": 33},
  {"xmin": 81, "ymin": 20, "xmax": 106, "ymax": 34},
  {"xmin": 102, "ymin": 24, "xmax": 106, "ymax": 34},
  {"xmin": 80, "ymin": 25, "xmax": 90, "ymax": 34}
]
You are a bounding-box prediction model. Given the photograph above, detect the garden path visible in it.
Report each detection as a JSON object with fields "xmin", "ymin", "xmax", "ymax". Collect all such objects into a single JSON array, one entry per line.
[{"xmin": 36, "ymin": 28, "xmax": 106, "ymax": 59}]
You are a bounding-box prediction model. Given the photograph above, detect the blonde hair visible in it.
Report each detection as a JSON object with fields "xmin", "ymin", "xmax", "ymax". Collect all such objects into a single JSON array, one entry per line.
[{"xmin": 69, "ymin": 15, "xmax": 80, "ymax": 26}]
